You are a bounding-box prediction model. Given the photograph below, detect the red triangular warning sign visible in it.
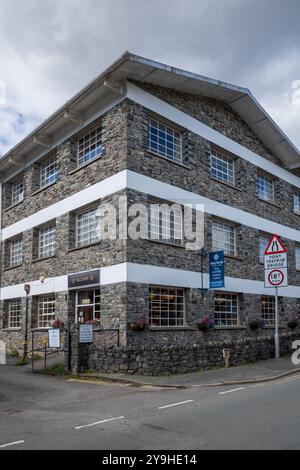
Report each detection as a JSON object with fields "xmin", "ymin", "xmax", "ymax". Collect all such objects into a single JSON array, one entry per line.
[{"xmin": 264, "ymin": 234, "xmax": 287, "ymax": 255}]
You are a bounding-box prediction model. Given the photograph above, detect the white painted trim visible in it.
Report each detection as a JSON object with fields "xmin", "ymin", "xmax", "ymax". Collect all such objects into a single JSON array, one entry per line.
[
  {"xmin": 1, "ymin": 262, "xmax": 299, "ymax": 299},
  {"xmin": 2, "ymin": 170, "xmax": 300, "ymax": 243},
  {"xmin": 126, "ymin": 81, "xmax": 300, "ymax": 189}
]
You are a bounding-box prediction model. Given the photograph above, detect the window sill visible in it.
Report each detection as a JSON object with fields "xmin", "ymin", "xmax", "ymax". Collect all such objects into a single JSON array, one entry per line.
[
  {"xmin": 1, "ymin": 328, "xmax": 22, "ymax": 332},
  {"xmin": 3, "ymin": 264, "xmax": 23, "ymax": 272},
  {"xmin": 224, "ymin": 254, "xmax": 244, "ymax": 261},
  {"xmin": 262, "ymin": 326, "xmax": 286, "ymax": 330},
  {"xmin": 68, "ymin": 240, "xmax": 102, "ymax": 253},
  {"xmin": 69, "ymin": 151, "xmax": 106, "ymax": 176},
  {"xmin": 211, "ymin": 177, "xmax": 242, "ymax": 192},
  {"xmin": 149, "ymin": 326, "xmax": 194, "ymax": 331},
  {"xmin": 4, "ymin": 199, "xmax": 24, "ymax": 212},
  {"xmin": 32, "ymin": 255, "xmax": 56, "ymax": 264},
  {"xmin": 257, "ymin": 197, "xmax": 281, "ymax": 209},
  {"xmin": 214, "ymin": 326, "xmax": 246, "ymax": 330},
  {"xmin": 146, "ymin": 149, "xmax": 191, "ymax": 170},
  {"xmin": 146, "ymin": 239, "xmax": 186, "ymax": 250},
  {"xmin": 32, "ymin": 180, "xmax": 58, "ymax": 196}
]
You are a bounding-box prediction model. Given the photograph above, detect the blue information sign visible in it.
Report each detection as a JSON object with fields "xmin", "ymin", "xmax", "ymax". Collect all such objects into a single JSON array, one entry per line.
[{"xmin": 209, "ymin": 251, "xmax": 225, "ymax": 289}]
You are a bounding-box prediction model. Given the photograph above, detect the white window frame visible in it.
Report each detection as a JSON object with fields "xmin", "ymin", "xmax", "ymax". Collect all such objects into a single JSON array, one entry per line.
[
  {"xmin": 76, "ymin": 207, "xmax": 101, "ymax": 248},
  {"xmin": 149, "ymin": 203, "xmax": 183, "ymax": 245},
  {"xmin": 214, "ymin": 293, "xmax": 239, "ymax": 327},
  {"xmin": 296, "ymin": 245, "xmax": 300, "ymax": 271},
  {"xmin": 256, "ymin": 173, "xmax": 274, "ymax": 202},
  {"xmin": 8, "ymin": 299, "xmax": 22, "ymax": 329},
  {"xmin": 261, "ymin": 296, "xmax": 276, "ymax": 326},
  {"xmin": 212, "ymin": 220, "xmax": 236, "ymax": 257},
  {"xmin": 10, "ymin": 238, "xmax": 22, "ymax": 267},
  {"xmin": 77, "ymin": 125, "xmax": 104, "ymax": 167},
  {"xmin": 148, "ymin": 118, "xmax": 182, "ymax": 164},
  {"xmin": 38, "ymin": 295, "xmax": 56, "ymax": 329},
  {"xmin": 40, "ymin": 155, "xmax": 58, "ymax": 188},
  {"xmin": 39, "ymin": 224, "xmax": 56, "ymax": 259},
  {"xmin": 149, "ymin": 286, "xmax": 185, "ymax": 327},
  {"xmin": 294, "ymin": 193, "xmax": 300, "ymax": 215},
  {"xmin": 210, "ymin": 151, "xmax": 235, "ymax": 185},
  {"xmin": 11, "ymin": 179, "xmax": 24, "ymax": 205},
  {"xmin": 75, "ymin": 289, "xmax": 101, "ymax": 324},
  {"xmin": 259, "ymin": 236, "xmax": 269, "ymax": 263}
]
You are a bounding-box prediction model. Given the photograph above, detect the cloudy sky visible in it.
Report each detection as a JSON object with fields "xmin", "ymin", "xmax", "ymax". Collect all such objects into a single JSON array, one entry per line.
[{"xmin": 0, "ymin": 0, "xmax": 299, "ymax": 156}]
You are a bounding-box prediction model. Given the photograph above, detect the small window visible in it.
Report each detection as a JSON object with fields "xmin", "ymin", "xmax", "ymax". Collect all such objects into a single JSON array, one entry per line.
[
  {"xmin": 149, "ymin": 118, "xmax": 182, "ymax": 164},
  {"xmin": 212, "ymin": 221, "xmax": 236, "ymax": 257},
  {"xmin": 256, "ymin": 173, "xmax": 274, "ymax": 202},
  {"xmin": 259, "ymin": 236, "xmax": 269, "ymax": 263},
  {"xmin": 40, "ymin": 155, "xmax": 58, "ymax": 188},
  {"xmin": 261, "ymin": 296, "xmax": 275, "ymax": 326},
  {"xmin": 76, "ymin": 208, "xmax": 101, "ymax": 248},
  {"xmin": 10, "ymin": 238, "xmax": 22, "ymax": 267},
  {"xmin": 38, "ymin": 295, "xmax": 56, "ymax": 328},
  {"xmin": 214, "ymin": 293, "xmax": 239, "ymax": 326},
  {"xmin": 8, "ymin": 299, "xmax": 22, "ymax": 329},
  {"xmin": 39, "ymin": 224, "xmax": 56, "ymax": 259},
  {"xmin": 11, "ymin": 179, "xmax": 24, "ymax": 205},
  {"xmin": 78, "ymin": 126, "xmax": 104, "ymax": 167},
  {"xmin": 210, "ymin": 151, "xmax": 234, "ymax": 185},
  {"xmin": 149, "ymin": 203, "xmax": 183, "ymax": 245},
  {"xmin": 294, "ymin": 194, "xmax": 300, "ymax": 215},
  {"xmin": 296, "ymin": 246, "xmax": 300, "ymax": 271},
  {"xmin": 76, "ymin": 289, "xmax": 101, "ymax": 324},
  {"xmin": 149, "ymin": 286, "xmax": 184, "ymax": 327}
]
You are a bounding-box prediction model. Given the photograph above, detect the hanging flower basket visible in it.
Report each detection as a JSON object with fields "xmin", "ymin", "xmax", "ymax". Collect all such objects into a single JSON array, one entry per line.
[
  {"xmin": 127, "ymin": 317, "xmax": 148, "ymax": 332},
  {"xmin": 196, "ymin": 316, "xmax": 215, "ymax": 332},
  {"xmin": 51, "ymin": 319, "xmax": 65, "ymax": 329},
  {"xmin": 85, "ymin": 319, "xmax": 101, "ymax": 330}
]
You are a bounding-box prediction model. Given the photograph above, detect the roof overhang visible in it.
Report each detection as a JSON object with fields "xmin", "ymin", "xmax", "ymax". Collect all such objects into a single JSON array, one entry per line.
[{"xmin": 1, "ymin": 51, "xmax": 299, "ymax": 179}]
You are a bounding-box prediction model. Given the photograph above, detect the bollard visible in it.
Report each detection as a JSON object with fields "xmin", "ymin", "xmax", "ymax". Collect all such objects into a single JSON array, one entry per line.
[{"xmin": 223, "ymin": 348, "xmax": 231, "ymax": 368}]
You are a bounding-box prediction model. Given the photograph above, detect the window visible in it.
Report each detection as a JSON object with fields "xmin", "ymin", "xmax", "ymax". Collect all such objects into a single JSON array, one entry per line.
[
  {"xmin": 76, "ymin": 208, "xmax": 101, "ymax": 247},
  {"xmin": 10, "ymin": 238, "xmax": 22, "ymax": 267},
  {"xmin": 11, "ymin": 179, "xmax": 24, "ymax": 205},
  {"xmin": 40, "ymin": 155, "xmax": 58, "ymax": 188},
  {"xmin": 212, "ymin": 221, "xmax": 236, "ymax": 257},
  {"xmin": 261, "ymin": 296, "xmax": 275, "ymax": 326},
  {"xmin": 210, "ymin": 151, "xmax": 234, "ymax": 185},
  {"xmin": 149, "ymin": 204, "xmax": 182, "ymax": 245},
  {"xmin": 214, "ymin": 293, "xmax": 239, "ymax": 326},
  {"xmin": 149, "ymin": 118, "xmax": 182, "ymax": 164},
  {"xmin": 259, "ymin": 236, "xmax": 269, "ymax": 263},
  {"xmin": 294, "ymin": 194, "xmax": 300, "ymax": 215},
  {"xmin": 39, "ymin": 224, "xmax": 56, "ymax": 259},
  {"xmin": 256, "ymin": 173, "xmax": 274, "ymax": 202},
  {"xmin": 38, "ymin": 295, "xmax": 56, "ymax": 328},
  {"xmin": 78, "ymin": 126, "xmax": 104, "ymax": 167},
  {"xmin": 76, "ymin": 289, "xmax": 101, "ymax": 324},
  {"xmin": 149, "ymin": 287, "xmax": 184, "ymax": 327},
  {"xmin": 8, "ymin": 300, "xmax": 22, "ymax": 329},
  {"xmin": 296, "ymin": 246, "xmax": 300, "ymax": 271}
]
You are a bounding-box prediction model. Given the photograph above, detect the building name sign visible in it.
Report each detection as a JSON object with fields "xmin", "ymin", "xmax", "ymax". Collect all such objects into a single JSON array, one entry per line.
[{"xmin": 68, "ymin": 270, "xmax": 100, "ymax": 289}]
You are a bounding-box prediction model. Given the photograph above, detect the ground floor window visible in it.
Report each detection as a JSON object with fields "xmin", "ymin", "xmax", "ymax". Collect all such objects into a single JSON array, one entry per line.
[
  {"xmin": 8, "ymin": 299, "xmax": 22, "ymax": 329},
  {"xmin": 149, "ymin": 286, "xmax": 185, "ymax": 327},
  {"xmin": 76, "ymin": 289, "xmax": 101, "ymax": 323},
  {"xmin": 38, "ymin": 295, "xmax": 56, "ymax": 328},
  {"xmin": 214, "ymin": 293, "xmax": 239, "ymax": 326},
  {"xmin": 261, "ymin": 296, "xmax": 275, "ymax": 326}
]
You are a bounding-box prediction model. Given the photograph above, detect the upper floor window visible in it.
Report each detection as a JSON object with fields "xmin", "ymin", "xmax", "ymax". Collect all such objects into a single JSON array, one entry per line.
[
  {"xmin": 11, "ymin": 179, "xmax": 24, "ymax": 205},
  {"xmin": 40, "ymin": 155, "xmax": 58, "ymax": 188},
  {"xmin": 149, "ymin": 286, "xmax": 185, "ymax": 327},
  {"xmin": 149, "ymin": 118, "xmax": 182, "ymax": 164},
  {"xmin": 8, "ymin": 299, "xmax": 22, "ymax": 329},
  {"xmin": 210, "ymin": 151, "xmax": 234, "ymax": 185},
  {"xmin": 261, "ymin": 296, "xmax": 275, "ymax": 326},
  {"xmin": 38, "ymin": 295, "xmax": 56, "ymax": 328},
  {"xmin": 39, "ymin": 224, "xmax": 56, "ymax": 259},
  {"xmin": 214, "ymin": 293, "xmax": 239, "ymax": 327},
  {"xmin": 10, "ymin": 238, "xmax": 22, "ymax": 267},
  {"xmin": 212, "ymin": 220, "xmax": 236, "ymax": 257},
  {"xmin": 259, "ymin": 236, "xmax": 269, "ymax": 263},
  {"xmin": 294, "ymin": 194, "xmax": 300, "ymax": 215},
  {"xmin": 149, "ymin": 203, "xmax": 183, "ymax": 245},
  {"xmin": 76, "ymin": 207, "xmax": 101, "ymax": 248},
  {"xmin": 296, "ymin": 245, "xmax": 300, "ymax": 271},
  {"xmin": 78, "ymin": 126, "xmax": 104, "ymax": 167},
  {"xmin": 256, "ymin": 173, "xmax": 274, "ymax": 202}
]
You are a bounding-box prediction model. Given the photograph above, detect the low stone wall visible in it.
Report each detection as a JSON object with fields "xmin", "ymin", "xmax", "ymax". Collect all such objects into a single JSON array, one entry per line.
[{"xmin": 67, "ymin": 327, "xmax": 299, "ymax": 375}]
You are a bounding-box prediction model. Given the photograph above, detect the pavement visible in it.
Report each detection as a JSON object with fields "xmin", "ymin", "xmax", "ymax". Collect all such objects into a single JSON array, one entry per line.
[{"xmin": 82, "ymin": 357, "xmax": 300, "ymax": 388}]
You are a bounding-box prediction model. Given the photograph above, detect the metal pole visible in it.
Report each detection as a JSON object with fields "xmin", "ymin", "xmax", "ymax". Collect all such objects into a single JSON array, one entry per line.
[
  {"xmin": 274, "ymin": 287, "xmax": 280, "ymax": 359},
  {"xmin": 23, "ymin": 294, "xmax": 29, "ymax": 362}
]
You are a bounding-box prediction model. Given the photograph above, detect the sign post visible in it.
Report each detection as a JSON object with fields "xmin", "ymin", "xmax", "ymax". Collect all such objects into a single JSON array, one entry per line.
[{"xmin": 264, "ymin": 235, "xmax": 288, "ymax": 359}]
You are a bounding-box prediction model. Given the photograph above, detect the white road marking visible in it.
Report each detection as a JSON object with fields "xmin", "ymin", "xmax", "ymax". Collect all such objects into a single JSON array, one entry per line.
[
  {"xmin": 0, "ymin": 440, "xmax": 25, "ymax": 449},
  {"xmin": 219, "ymin": 387, "xmax": 245, "ymax": 395},
  {"xmin": 158, "ymin": 400, "xmax": 194, "ymax": 410},
  {"xmin": 74, "ymin": 416, "xmax": 125, "ymax": 430}
]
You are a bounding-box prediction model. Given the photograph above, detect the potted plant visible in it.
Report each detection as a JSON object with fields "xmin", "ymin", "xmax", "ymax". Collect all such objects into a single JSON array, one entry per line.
[
  {"xmin": 288, "ymin": 319, "xmax": 299, "ymax": 330},
  {"xmin": 249, "ymin": 318, "xmax": 264, "ymax": 331},
  {"xmin": 51, "ymin": 319, "xmax": 65, "ymax": 329},
  {"xmin": 85, "ymin": 319, "xmax": 101, "ymax": 330},
  {"xmin": 196, "ymin": 316, "xmax": 215, "ymax": 332},
  {"xmin": 128, "ymin": 317, "xmax": 148, "ymax": 332}
]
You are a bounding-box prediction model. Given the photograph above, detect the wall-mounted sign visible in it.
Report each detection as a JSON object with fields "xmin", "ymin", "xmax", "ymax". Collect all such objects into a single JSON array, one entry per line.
[
  {"xmin": 209, "ymin": 251, "xmax": 225, "ymax": 289},
  {"xmin": 48, "ymin": 329, "xmax": 61, "ymax": 349},
  {"xmin": 79, "ymin": 324, "xmax": 94, "ymax": 344},
  {"xmin": 68, "ymin": 270, "xmax": 100, "ymax": 290}
]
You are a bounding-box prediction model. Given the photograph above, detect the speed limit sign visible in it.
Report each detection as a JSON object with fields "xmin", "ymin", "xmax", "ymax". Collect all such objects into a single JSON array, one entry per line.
[{"xmin": 264, "ymin": 267, "xmax": 288, "ymax": 288}]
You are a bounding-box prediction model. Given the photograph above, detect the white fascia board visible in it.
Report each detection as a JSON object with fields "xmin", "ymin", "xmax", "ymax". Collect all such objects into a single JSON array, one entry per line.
[
  {"xmin": 1, "ymin": 262, "xmax": 300, "ymax": 300},
  {"xmin": 126, "ymin": 81, "xmax": 300, "ymax": 189}
]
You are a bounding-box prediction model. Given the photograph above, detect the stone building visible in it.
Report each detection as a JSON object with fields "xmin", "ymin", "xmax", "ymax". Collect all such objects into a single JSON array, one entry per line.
[{"xmin": 0, "ymin": 52, "xmax": 300, "ymax": 373}]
